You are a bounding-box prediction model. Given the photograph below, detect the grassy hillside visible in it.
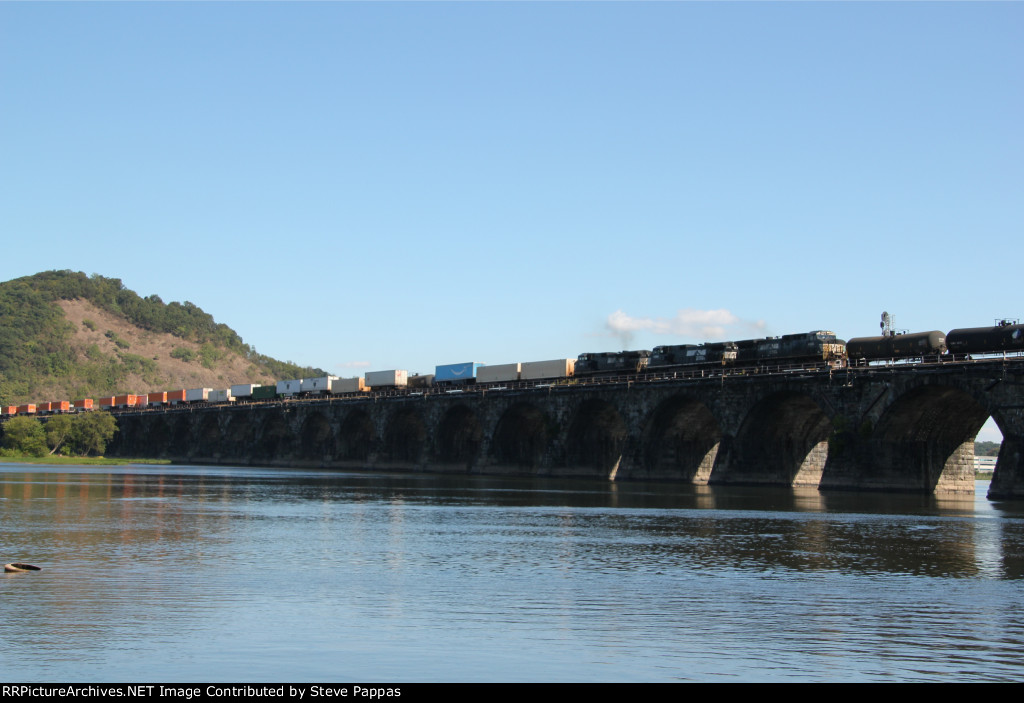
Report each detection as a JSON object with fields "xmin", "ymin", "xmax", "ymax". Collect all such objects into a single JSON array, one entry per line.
[{"xmin": 0, "ymin": 270, "xmax": 326, "ymax": 405}]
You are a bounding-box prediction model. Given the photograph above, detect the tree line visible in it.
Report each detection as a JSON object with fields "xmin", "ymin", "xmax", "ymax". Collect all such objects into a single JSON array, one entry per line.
[{"xmin": 0, "ymin": 412, "xmax": 118, "ymax": 457}]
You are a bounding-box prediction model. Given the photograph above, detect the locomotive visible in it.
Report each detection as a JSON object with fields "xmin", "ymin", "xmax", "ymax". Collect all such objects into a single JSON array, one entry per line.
[{"xmin": 575, "ymin": 330, "xmax": 847, "ymax": 377}]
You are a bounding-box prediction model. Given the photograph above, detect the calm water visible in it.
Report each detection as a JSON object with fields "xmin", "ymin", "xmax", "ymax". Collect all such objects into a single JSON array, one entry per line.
[{"xmin": 1, "ymin": 463, "xmax": 1023, "ymax": 682}]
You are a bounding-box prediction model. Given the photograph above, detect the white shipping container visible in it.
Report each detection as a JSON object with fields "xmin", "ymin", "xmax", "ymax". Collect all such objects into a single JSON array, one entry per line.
[
  {"xmin": 365, "ymin": 370, "xmax": 408, "ymax": 387},
  {"xmin": 302, "ymin": 376, "xmax": 339, "ymax": 393},
  {"xmin": 476, "ymin": 363, "xmax": 521, "ymax": 383},
  {"xmin": 231, "ymin": 383, "xmax": 258, "ymax": 398},
  {"xmin": 209, "ymin": 389, "xmax": 235, "ymax": 403},
  {"xmin": 276, "ymin": 379, "xmax": 303, "ymax": 396},
  {"xmin": 520, "ymin": 359, "xmax": 575, "ymax": 380},
  {"xmin": 186, "ymin": 387, "xmax": 213, "ymax": 402},
  {"xmin": 330, "ymin": 377, "xmax": 369, "ymax": 394}
]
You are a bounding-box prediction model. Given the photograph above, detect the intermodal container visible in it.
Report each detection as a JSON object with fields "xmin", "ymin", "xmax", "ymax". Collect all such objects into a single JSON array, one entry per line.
[
  {"xmin": 276, "ymin": 379, "xmax": 302, "ymax": 396},
  {"xmin": 330, "ymin": 377, "xmax": 369, "ymax": 394},
  {"xmin": 435, "ymin": 362, "xmax": 485, "ymax": 383},
  {"xmin": 167, "ymin": 390, "xmax": 187, "ymax": 404},
  {"xmin": 148, "ymin": 392, "xmax": 168, "ymax": 406},
  {"xmin": 114, "ymin": 394, "xmax": 138, "ymax": 408},
  {"xmin": 186, "ymin": 388, "xmax": 212, "ymax": 402},
  {"xmin": 1, "ymin": 406, "xmax": 18, "ymax": 416},
  {"xmin": 252, "ymin": 385, "xmax": 278, "ymax": 400},
  {"xmin": 133, "ymin": 395, "xmax": 148, "ymax": 408},
  {"xmin": 520, "ymin": 359, "xmax": 575, "ymax": 380},
  {"xmin": 365, "ymin": 370, "xmax": 408, "ymax": 388},
  {"xmin": 476, "ymin": 363, "xmax": 521, "ymax": 383},
  {"xmin": 50, "ymin": 401, "xmax": 70, "ymax": 413},
  {"xmin": 99, "ymin": 397, "xmax": 116, "ymax": 409},
  {"xmin": 209, "ymin": 389, "xmax": 234, "ymax": 403},
  {"xmin": 407, "ymin": 374, "xmax": 434, "ymax": 389},
  {"xmin": 301, "ymin": 376, "xmax": 338, "ymax": 394},
  {"xmin": 73, "ymin": 399, "xmax": 94, "ymax": 411},
  {"xmin": 17, "ymin": 404, "xmax": 37, "ymax": 415},
  {"xmin": 38, "ymin": 402, "xmax": 53, "ymax": 413},
  {"xmin": 231, "ymin": 384, "xmax": 258, "ymax": 398}
]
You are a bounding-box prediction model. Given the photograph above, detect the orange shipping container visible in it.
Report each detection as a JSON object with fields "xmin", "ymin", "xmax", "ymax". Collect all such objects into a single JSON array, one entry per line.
[
  {"xmin": 38, "ymin": 402, "xmax": 52, "ymax": 413},
  {"xmin": 99, "ymin": 396, "xmax": 115, "ymax": 408},
  {"xmin": 52, "ymin": 401, "xmax": 70, "ymax": 413},
  {"xmin": 1, "ymin": 406, "xmax": 16, "ymax": 416},
  {"xmin": 148, "ymin": 391, "xmax": 168, "ymax": 405},
  {"xmin": 167, "ymin": 389, "xmax": 187, "ymax": 403},
  {"xmin": 17, "ymin": 404, "xmax": 36, "ymax": 415},
  {"xmin": 73, "ymin": 399, "xmax": 94, "ymax": 410}
]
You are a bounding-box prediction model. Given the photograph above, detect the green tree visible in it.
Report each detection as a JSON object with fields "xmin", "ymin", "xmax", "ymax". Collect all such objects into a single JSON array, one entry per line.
[
  {"xmin": 69, "ymin": 412, "xmax": 118, "ymax": 456},
  {"xmin": 45, "ymin": 415, "xmax": 74, "ymax": 454},
  {"xmin": 1, "ymin": 416, "xmax": 48, "ymax": 456}
]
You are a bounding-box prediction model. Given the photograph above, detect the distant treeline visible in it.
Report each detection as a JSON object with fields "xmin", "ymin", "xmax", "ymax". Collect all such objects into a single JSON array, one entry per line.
[
  {"xmin": 0, "ymin": 412, "xmax": 117, "ymax": 457},
  {"xmin": 0, "ymin": 270, "xmax": 325, "ymax": 404},
  {"xmin": 975, "ymin": 441, "xmax": 1001, "ymax": 457}
]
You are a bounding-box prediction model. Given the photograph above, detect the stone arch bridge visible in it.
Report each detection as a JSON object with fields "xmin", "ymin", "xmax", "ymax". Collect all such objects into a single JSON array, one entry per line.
[{"xmin": 109, "ymin": 360, "xmax": 1024, "ymax": 499}]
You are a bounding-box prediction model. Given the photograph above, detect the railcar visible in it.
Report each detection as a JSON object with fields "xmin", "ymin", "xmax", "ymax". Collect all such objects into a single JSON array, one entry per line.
[
  {"xmin": 576, "ymin": 350, "xmax": 651, "ymax": 376},
  {"xmin": 847, "ymin": 331, "xmax": 946, "ymax": 362},
  {"xmin": 946, "ymin": 321, "xmax": 1024, "ymax": 356},
  {"xmin": 649, "ymin": 342, "xmax": 739, "ymax": 369}
]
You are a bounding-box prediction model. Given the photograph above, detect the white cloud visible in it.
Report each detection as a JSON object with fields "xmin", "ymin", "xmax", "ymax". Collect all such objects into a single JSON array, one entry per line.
[
  {"xmin": 604, "ymin": 309, "xmax": 767, "ymax": 347},
  {"xmin": 337, "ymin": 361, "xmax": 371, "ymax": 369}
]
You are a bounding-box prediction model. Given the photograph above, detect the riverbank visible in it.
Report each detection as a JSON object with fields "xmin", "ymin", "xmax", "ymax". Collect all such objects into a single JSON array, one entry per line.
[{"xmin": 0, "ymin": 455, "xmax": 170, "ymax": 466}]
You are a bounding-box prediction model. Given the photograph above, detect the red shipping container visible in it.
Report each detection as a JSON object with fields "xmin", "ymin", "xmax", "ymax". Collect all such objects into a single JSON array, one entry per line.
[
  {"xmin": 114, "ymin": 394, "xmax": 136, "ymax": 407},
  {"xmin": 73, "ymin": 399, "xmax": 94, "ymax": 410},
  {"xmin": 167, "ymin": 389, "xmax": 187, "ymax": 403}
]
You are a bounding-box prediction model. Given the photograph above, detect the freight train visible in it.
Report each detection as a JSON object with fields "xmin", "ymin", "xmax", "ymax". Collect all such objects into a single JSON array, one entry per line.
[{"xmin": 2, "ymin": 322, "xmax": 1022, "ymax": 419}]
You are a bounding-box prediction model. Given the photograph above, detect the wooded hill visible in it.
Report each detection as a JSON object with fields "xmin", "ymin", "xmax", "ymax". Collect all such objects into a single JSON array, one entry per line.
[{"xmin": 0, "ymin": 270, "xmax": 326, "ymax": 405}]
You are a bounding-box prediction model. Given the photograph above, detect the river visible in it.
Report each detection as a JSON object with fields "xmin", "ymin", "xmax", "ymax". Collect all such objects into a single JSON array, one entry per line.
[{"xmin": 1, "ymin": 463, "xmax": 1022, "ymax": 682}]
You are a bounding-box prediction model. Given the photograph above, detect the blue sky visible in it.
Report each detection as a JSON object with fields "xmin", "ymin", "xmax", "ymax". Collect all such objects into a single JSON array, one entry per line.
[{"xmin": 2, "ymin": 2, "xmax": 1021, "ymax": 437}]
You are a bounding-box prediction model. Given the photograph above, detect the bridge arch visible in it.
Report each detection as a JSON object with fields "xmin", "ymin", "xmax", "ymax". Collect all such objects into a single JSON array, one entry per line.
[
  {"xmin": 869, "ymin": 383, "xmax": 990, "ymax": 492},
  {"xmin": 491, "ymin": 403, "xmax": 553, "ymax": 469},
  {"xmin": 300, "ymin": 411, "xmax": 335, "ymax": 460},
  {"xmin": 196, "ymin": 412, "xmax": 222, "ymax": 457},
  {"xmin": 224, "ymin": 412, "xmax": 254, "ymax": 458},
  {"xmin": 168, "ymin": 415, "xmax": 193, "ymax": 457},
  {"xmin": 384, "ymin": 407, "xmax": 427, "ymax": 464},
  {"xmin": 338, "ymin": 410, "xmax": 374, "ymax": 462},
  {"xmin": 436, "ymin": 404, "xmax": 483, "ymax": 468},
  {"xmin": 565, "ymin": 399, "xmax": 628, "ymax": 476},
  {"xmin": 717, "ymin": 391, "xmax": 832, "ymax": 487},
  {"xmin": 638, "ymin": 395, "xmax": 722, "ymax": 483},
  {"xmin": 258, "ymin": 411, "xmax": 292, "ymax": 460}
]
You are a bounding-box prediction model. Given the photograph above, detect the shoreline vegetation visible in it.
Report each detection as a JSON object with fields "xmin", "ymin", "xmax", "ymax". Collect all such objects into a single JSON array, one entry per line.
[{"xmin": 0, "ymin": 455, "xmax": 170, "ymax": 466}]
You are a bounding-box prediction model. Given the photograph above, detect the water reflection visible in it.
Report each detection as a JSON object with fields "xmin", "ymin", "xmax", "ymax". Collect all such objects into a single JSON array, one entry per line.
[{"xmin": 2, "ymin": 463, "xmax": 1023, "ymax": 682}]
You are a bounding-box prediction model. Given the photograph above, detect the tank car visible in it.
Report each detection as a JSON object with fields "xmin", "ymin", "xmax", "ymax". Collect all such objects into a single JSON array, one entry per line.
[
  {"xmin": 946, "ymin": 321, "xmax": 1024, "ymax": 356},
  {"xmin": 847, "ymin": 330, "xmax": 946, "ymax": 361}
]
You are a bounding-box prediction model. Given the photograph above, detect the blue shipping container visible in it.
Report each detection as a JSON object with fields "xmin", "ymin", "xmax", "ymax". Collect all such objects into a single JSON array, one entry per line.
[{"xmin": 434, "ymin": 362, "xmax": 486, "ymax": 383}]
